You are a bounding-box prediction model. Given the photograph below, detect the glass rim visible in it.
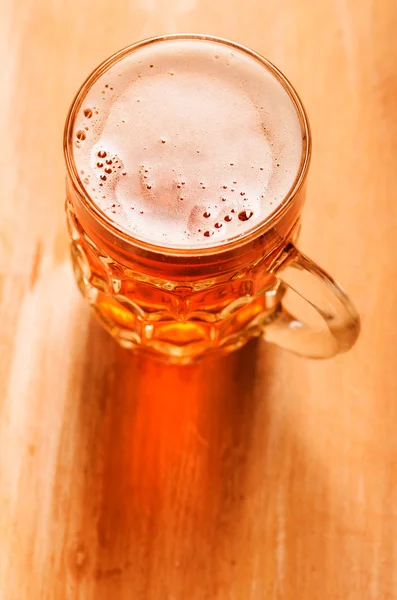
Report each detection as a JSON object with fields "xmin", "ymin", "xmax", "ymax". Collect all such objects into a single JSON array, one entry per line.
[{"xmin": 64, "ymin": 33, "xmax": 311, "ymax": 257}]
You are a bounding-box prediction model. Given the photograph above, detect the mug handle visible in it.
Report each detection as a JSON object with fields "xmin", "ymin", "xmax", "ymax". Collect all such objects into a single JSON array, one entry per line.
[{"xmin": 265, "ymin": 243, "xmax": 360, "ymax": 358}]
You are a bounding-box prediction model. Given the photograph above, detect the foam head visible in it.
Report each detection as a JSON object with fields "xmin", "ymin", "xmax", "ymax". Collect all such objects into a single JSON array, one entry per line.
[{"xmin": 72, "ymin": 37, "xmax": 303, "ymax": 249}]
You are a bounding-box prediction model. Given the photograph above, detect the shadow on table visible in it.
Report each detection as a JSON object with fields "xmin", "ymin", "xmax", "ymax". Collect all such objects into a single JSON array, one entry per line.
[
  {"xmin": 71, "ymin": 314, "xmax": 273, "ymax": 593},
  {"xmin": 70, "ymin": 312, "xmax": 319, "ymax": 597}
]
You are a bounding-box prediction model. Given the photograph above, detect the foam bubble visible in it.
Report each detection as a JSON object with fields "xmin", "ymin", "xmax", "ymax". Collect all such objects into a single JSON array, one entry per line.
[
  {"xmin": 238, "ymin": 209, "xmax": 254, "ymax": 222},
  {"xmin": 73, "ymin": 38, "xmax": 303, "ymax": 248}
]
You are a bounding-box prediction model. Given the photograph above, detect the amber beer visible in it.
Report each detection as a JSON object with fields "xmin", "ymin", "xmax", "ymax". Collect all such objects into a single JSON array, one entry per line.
[{"xmin": 64, "ymin": 35, "xmax": 359, "ymax": 361}]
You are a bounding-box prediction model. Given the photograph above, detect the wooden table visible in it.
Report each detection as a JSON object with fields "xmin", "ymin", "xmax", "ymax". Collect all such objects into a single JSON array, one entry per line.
[{"xmin": 1, "ymin": 0, "xmax": 396, "ymax": 598}]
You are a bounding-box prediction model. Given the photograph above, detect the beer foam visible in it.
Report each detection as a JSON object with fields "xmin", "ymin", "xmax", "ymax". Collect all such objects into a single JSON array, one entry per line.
[{"xmin": 73, "ymin": 38, "xmax": 303, "ymax": 248}]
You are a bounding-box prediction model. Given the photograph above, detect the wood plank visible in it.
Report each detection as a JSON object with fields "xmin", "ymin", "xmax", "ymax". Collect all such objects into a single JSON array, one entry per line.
[{"xmin": 1, "ymin": 0, "xmax": 396, "ymax": 597}]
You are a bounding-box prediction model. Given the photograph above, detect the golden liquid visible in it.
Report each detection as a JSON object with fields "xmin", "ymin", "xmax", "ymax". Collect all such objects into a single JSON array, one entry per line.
[{"xmin": 66, "ymin": 189, "xmax": 302, "ymax": 362}]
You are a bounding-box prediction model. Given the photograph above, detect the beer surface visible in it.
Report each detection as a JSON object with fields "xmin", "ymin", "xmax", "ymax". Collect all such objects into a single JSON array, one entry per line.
[{"xmin": 73, "ymin": 38, "xmax": 302, "ymax": 248}]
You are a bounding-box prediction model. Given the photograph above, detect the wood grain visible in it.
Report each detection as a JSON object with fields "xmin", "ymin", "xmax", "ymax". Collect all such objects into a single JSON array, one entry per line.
[{"xmin": 1, "ymin": 0, "xmax": 397, "ymax": 598}]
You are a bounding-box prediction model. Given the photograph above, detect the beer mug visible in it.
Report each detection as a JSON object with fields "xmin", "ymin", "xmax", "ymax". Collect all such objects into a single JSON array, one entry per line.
[{"xmin": 64, "ymin": 34, "xmax": 359, "ymax": 362}]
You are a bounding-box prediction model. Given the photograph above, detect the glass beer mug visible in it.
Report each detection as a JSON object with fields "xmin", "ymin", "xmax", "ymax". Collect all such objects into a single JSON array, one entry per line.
[{"xmin": 64, "ymin": 34, "xmax": 360, "ymax": 362}]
